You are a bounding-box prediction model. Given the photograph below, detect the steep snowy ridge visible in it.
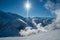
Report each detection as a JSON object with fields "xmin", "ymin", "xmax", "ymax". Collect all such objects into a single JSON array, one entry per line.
[{"xmin": 0, "ymin": 11, "xmax": 27, "ymax": 37}]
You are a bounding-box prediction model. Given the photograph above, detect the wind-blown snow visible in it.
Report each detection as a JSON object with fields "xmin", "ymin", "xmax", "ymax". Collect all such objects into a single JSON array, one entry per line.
[
  {"xmin": 32, "ymin": 18, "xmax": 47, "ymax": 32},
  {"xmin": 44, "ymin": 0, "xmax": 60, "ymax": 29},
  {"xmin": 20, "ymin": 19, "xmax": 48, "ymax": 36},
  {"xmin": 20, "ymin": 0, "xmax": 60, "ymax": 36}
]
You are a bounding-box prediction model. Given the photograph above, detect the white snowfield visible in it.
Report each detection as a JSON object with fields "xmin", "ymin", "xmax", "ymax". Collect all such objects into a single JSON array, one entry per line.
[{"xmin": 0, "ymin": 29, "xmax": 60, "ymax": 40}]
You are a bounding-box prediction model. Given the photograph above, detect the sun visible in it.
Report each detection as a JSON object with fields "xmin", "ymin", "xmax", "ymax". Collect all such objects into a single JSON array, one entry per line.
[
  {"xmin": 25, "ymin": 0, "xmax": 31, "ymax": 19},
  {"xmin": 25, "ymin": 0, "xmax": 31, "ymax": 10}
]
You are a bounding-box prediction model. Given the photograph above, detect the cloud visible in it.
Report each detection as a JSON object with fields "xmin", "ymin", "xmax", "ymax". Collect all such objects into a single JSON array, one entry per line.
[
  {"xmin": 44, "ymin": 0, "xmax": 60, "ymax": 11},
  {"xmin": 44, "ymin": 0, "xmax": 60, "ymax": 29},
  {"xmin": 20, "ymin": 27, "xmax": 38, "ymax": 36},
  {"xmin": 55, "ymin": 3, "xmax": 60, "ymax": 10},
  {"xmin": 44, "ymin": 0, "xmax": 55, "ymax": 11},
  {"xmin": 40, "ymin": 0, "xmax": 43, "ymax": 2}
]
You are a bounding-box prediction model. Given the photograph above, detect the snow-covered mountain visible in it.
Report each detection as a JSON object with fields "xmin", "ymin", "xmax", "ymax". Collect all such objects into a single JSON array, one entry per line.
[
  {"xmin": 0, "ymin": 11, "xmax": 55, "ymax": 37},
  {"xmin": 0, "ymin": 11, "xmax": 28, "ymax": 37},
  {"xmin": 27, "ymin": 17, "xmax": 55, "ymax": 27}
]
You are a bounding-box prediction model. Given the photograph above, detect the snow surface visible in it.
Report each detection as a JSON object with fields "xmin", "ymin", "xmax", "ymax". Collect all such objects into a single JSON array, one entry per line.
[{"xmin": 0, "ymin": 29, "xmax": 60, "ymax": 40}]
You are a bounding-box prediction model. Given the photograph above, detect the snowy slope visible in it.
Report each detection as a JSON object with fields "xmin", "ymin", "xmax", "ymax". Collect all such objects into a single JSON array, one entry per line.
[
  {"xmin": 0, "ymin": 29, "xmax": 60, "ymax": 40},
  {"xmin": 0, "ymin": 11, "xmax": 27, "ymax": 37}
]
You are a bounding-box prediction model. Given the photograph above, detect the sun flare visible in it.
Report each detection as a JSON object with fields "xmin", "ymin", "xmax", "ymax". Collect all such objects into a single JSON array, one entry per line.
[{"xmin": 25, "ymin": 0, "xmax": 31, "ymax": 10}]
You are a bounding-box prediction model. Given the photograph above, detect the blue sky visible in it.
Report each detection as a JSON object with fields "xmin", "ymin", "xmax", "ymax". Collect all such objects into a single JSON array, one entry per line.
[{"xmin": 0, "ymin": 0, "xmax": 56, "ymax": 17}]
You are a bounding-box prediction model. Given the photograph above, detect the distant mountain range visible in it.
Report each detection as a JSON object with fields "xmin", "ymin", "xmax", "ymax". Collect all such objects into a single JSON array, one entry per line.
[{"xmin": 0, "ymin": 11, "xmax": 55, "ymax": 37}]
